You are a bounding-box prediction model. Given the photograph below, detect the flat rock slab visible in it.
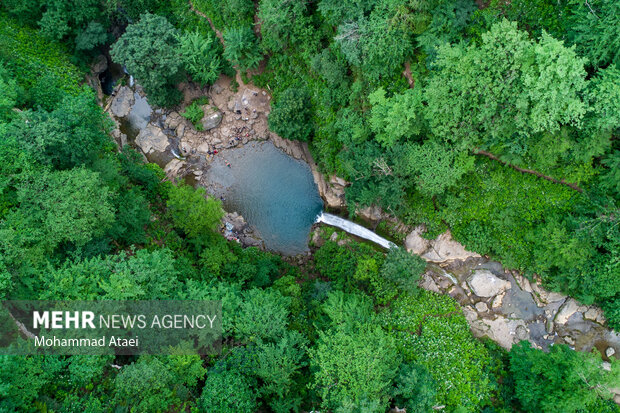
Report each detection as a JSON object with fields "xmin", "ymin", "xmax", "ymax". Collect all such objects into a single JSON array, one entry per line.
[
  {"xmin": 135, "ymin": 124, "xmax": 169, "ymax": 154},
  {"xmin": 467, "ymin": 270, "xmax": 511, "ymax": 298}
]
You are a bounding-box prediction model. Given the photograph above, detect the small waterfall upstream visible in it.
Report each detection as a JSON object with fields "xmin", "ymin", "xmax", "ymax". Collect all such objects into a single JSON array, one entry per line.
[{"xmin": 315, "ymin": 212, "xmax": 397, "ymax": 250}]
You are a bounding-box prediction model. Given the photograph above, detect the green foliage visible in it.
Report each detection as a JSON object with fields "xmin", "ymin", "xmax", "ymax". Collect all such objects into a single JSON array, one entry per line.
[
  {"xmin": 564, "ymin": 0, "xmax": 620, "ymax": 70},
  {"xmin": 179, "ymin": 30, "xmax": 222, "ymax": 85},
  {"xmin": 383, "ymin": 291, "xmax": 493, "ymax": 411},
  {"xmin": 310, "ymin": 323, "xmax": 401, "ymax": 411},
  {"xmin": 0, "ymin": 168, "xmax": 114, "ymax": 268},
  {"xmin": 222, "ymin": 26, "xmax": 262, "ymax": 71},
  {"xmin": 180, "ymin": 100, "xmax": 205, "ymax": 130},
  {"xmin": 0, "ymin": 14, "xmax": 82, "ymax": 98},
  {"xmin": 257, "ymin": 0, "xmax": 312, "ymax": 53},
  {"xmin": 192, "ymin": 0, "xmax": 255, "ymax": 31},
  {"xmin": 509, "ymin": 341, "xmax": 620, "ymax": 412},
  {"xmin": 425, "ymin": 19, "xmax": 588, "ymax": 170},
  {"xmin": 110, "ymin": 13, "xmax": 183, "ymax": 106},
  {"xmin": 369, "ymin": 87, "xmax": 424, "ymax": 148},
  {"xmin": 268, "ymin": 87, "xmax": 313, "ymax": 142},
  {"xmin": 114, "ymin": 356, "xmax": 187, "ymax": 411},
  {"xmin": 380, "ymin": 247, "xmax": 426, "ymax": 295},
  {"xmin": 75, "ymin": 21, "xmax": 109, "ymax": 51},
  {"xmin": 6, "ymin": 89, "xmax": 111, "ymax": 169},
  {"xmin": 167, "ymin": 183, "xmax": 223, "ymax": 238},
  {"xmin": 392, "ymin": 363, "xmax": 438, "ymax": 412}
]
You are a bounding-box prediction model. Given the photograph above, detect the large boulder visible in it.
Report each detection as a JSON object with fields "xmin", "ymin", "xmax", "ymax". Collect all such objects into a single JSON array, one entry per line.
[
  {"xmin": 202, "ymin": 109, "xmax": 223, "ymax": 130},
  {"xmin": 422, "ymin": 230, "xmax": 481, "ymax": 262},
  {"xmin": 467, "ymin": 270, "xmax": 511, "ymax": 298},
  {"xmin": 554, "ymin": 298, "xmax": 581, "ymax": 325},
  {"xmin": 405, "ymin": 225, "xmax": 431, "ymax": 255},
  {"xmin": 109, "ymin": 86, "xmax": 134, "ymax": 118},
  {"xmin": 135, "ymin": 124, "xmax": 169, "ymax": 154},
  {"xmin": 469, "ymin": 315, "xmax": 527, "ymax": 349}
]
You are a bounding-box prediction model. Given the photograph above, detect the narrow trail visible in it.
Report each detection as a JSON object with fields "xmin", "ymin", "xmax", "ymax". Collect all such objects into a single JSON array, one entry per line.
[{"xmin": 188, "ymin": 0, "xmax": 245, "ymax": 87}]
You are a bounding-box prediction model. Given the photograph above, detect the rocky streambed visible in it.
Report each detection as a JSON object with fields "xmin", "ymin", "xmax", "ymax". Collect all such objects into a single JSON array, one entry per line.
[{"xmin": 98, "ymin": 68, "xmax": 618, "ymax": 395}]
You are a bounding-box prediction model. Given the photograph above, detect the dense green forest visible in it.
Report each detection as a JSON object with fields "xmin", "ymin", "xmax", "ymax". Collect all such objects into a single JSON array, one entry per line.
[{"xmin": 0, "ymin": 0, "xmax": 618, "ymax": 411}]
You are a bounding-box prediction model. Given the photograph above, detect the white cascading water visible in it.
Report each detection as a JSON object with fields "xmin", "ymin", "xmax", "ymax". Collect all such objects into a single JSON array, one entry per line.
[{"xmin": 315, "ymin": 212, "xmax": 397, "ymax": 250}]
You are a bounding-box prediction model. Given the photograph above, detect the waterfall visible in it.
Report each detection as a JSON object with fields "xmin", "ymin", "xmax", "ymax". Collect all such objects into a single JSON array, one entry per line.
[{"xmin": 315, "ymin": 212, "xmax": 397, "ymax": 250}]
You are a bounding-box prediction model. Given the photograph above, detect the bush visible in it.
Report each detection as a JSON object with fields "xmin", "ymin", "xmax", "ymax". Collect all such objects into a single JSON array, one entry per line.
[
  {"xmin": 222, "ymin": 26, "xmax": 262, "ymax": 71},
  {"xmin": 180, "ymin": 100, "xmax": 205, "ymax": 130},
  {"xmin": 268, "ymin": 87, "xmax": 313, "ymax": 141}
]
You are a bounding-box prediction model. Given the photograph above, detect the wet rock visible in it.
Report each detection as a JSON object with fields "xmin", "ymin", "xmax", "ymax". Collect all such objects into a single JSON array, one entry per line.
[
  {"xmin": 164, "ymin": 112, "xmax": 183, "ymax": 130},
  {"xmin": 419, "ymin": 273, "xmax": 441, "ymax": 293},
  {"xmin": 135, "ymin": 124, "xmax": 169, "ymax": 154},
  {"xmin": 202, "ymin": 110, "xmax": 223, "ymax": 130},
  {"xmin": 467, "ymin": 270, "xmax": 511, "ymax": 298},
  {"xmin": 606, "ymin": 347, "xmax": 616, "ymax": 358},
  {"xmin": 515, "ymin": 325, "xmax": 529, "ymax": 340},
  {"xmin": 109, "ymin": 86, "xmax": 134, "ymax": 118},
  {"xmin": 91, "ymin": 54, "xmax": 108, "ymax": 74},
  {"xmin": 555, "ymin": 298, "xmax": 581, "ymax": 325},
  {"xmin": 475, "ymin": 302, "xmax": 489, "ymax": 313},
  {"xmin": 405, "ymin": 225, "xmax": 431, "ymax": 255},
  {"xmin": 163, "ymin": 159, "xmax": 185, "ymax": 179},
  {"xmin": 329, "ymin": 175, "xmax": 348, "ymax": 187},
  {"xmin": 584, "ymin": 307, "xmax": 604, "ymax": 323},
  {"xmin": 422, "ymin": 230, "xmax": 481, "ymax": 262},
  {"xmin": 176, "ymin": 123, "xmax": 186, "ymax": 139}
]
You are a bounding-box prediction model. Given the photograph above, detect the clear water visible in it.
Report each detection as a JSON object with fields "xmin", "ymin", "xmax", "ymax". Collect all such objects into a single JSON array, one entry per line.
[{"xmin": 206, "ymin": 141, "xmax": 324, "ymax": 255}]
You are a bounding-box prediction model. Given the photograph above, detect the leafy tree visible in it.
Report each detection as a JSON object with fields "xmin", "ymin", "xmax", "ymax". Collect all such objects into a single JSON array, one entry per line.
[
  {"xmin": 7, "ymin": 89, "xmax": 111, "ymax": 169},
  {"xmin": 167, "ymin": 183, "xmax": 223, "ymax": 238},
  {"xmin": 318, "ymin": 0, "xmax": 377, "ymax": 26},
  {"xmin": 310, "ymin": 323, "xmax": 401, "ymax": 411},
  {"xmin": 369, "ymin": 87, "xmax": 424, "ymax": 148},
  {"xmin": 386, "ymin": 292, "xmax": 493, "ymax": 410},
  {"xmin": 380, "ymin": 247, "xmax": 426, "ymax": 294},
  {"xmin": 199, "ymin": 349, "xmax": 259, "ymax": 412},
  {"xmin": 179, "ymin": 30, "xmax": 222, "ymax": 85},
  {"xmin": 110, "ymin": 13, "xmax": 183, "ymax": 106},
  {"xmin": 564, "ymin": 0, "xmax": 620, "ymax": 70},
  {"xmin": 392, "ymin": 363, "xmax": 438, "ymax": 412},
  {"xmin": 234, "ymin": 288, "xmax": 291, "ymax": 343},
  {"xmin": 509, "ymin": 341, "xmax": 619, "ymax": 412},
  {"xmin": 268, "ymin": 87, "xmax": 313, "ymax": 142},
  {"xmin": 0, "ymin": 168, "xmax": 114, "ymax": 268},
  {"xmin": 75, "ymin": 21, "xmax": 109, "ymax": 51},
  {"xmin": 222, "ymin": 26, "xmax": 262, "ymax": 71},
  {"xmin": 395, "ymin": 140, "xmax": 474, "ymax": 196},
  {"xmin": 114, "ymin": 356, "xmax": 186, "ymax": 411},
  {"xmin": 425, "ymin": 19, "xmax": 588, "ymax": 168},
  {"xmin": 253, "ymin": 330, "xmax": 307, "ymax": 409},
  {"xmin": 257, "ymin": 0, "xmax": 312, "ymax": 53}
]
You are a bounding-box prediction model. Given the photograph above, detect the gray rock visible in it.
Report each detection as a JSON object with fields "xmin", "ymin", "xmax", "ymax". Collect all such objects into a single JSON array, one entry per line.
[
  {"xmin": 419, "ymin": 273, "xmax": 441, "ymax": 293},
  {"xmin": 135, "ymin": 124, "xmax": 169, "ymax": 154},
  {"xmin": 91, "ymin": 55, "xmax": 108, "ymax": 74},
  {"xmin": 555, "ymin": 298, "xmax": 581, "ymax": 325},
  {"xmin": 606, "ymin": 347, "xmax": 616, "ymax": 358},
  {"xmin": 405, "ymin": 225, "xmax": 431, "ymax": 255},
  {"xmin": 422, "ymin": 230, "xmax": 481, "ymax": 262},
  {"xmin": 515, "ymin": 325, "xmax": 529, "ymax": 340},
  {"xmin": 202, "ymin": 110, "xmax": 223, "ymax": 130},
  {"xmin": 467, "ymin": 270, "xmax": 512, "ymax": 298},
  {"xmin": 109, "ymin": 86, "xmax": 134, "ymax": 118},
  {"xmin": 475, "ymin": 302, "xmax": 489, "ymax": 313}
]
